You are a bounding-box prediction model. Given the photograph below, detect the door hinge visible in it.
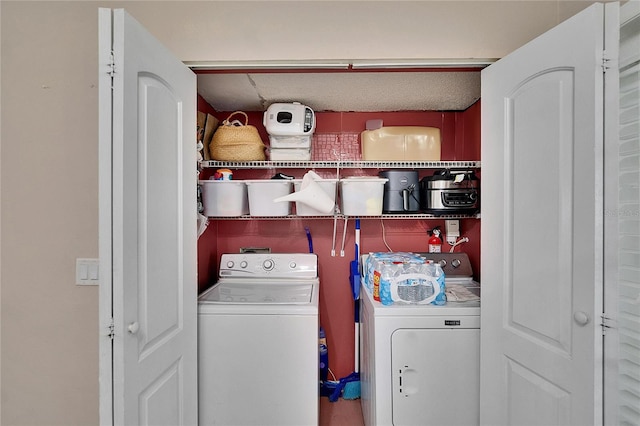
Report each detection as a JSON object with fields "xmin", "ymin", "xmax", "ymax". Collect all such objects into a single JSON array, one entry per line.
[
  {"xmin": 601, "ymin": 50, "xmax": 614, "ymax": 73},
  {"xmin": 108, "ymin": 51, "xmax": 116, "ymax": 78},
  {"xmin": 107, "ymin": 318, "xmax": 115, "ymax": 340},
  {"xmin": 600, "ymin": 314, "xmax": 615, "ymax": 335}
]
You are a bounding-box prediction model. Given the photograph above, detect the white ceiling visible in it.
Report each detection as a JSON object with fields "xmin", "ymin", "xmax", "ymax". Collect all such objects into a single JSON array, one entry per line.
[
  {"xmin": 130, "ymin": 1, "xmax": 600, "ymax": 113},
  {"xmin": 196, "ymin": 69, "xmax": 482, "ymax": 112}
]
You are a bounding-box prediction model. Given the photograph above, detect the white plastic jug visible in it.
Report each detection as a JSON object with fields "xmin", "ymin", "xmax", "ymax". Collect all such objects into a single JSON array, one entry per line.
[{"xmin": 273, "ymin": 171, "xmax": 335, "ymax": 214}]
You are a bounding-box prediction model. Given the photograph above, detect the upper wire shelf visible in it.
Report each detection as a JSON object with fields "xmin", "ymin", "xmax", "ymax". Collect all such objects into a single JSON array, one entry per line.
[{"xmin": 200, "ymin": 160, "xmax": 481, "ymax": 169}]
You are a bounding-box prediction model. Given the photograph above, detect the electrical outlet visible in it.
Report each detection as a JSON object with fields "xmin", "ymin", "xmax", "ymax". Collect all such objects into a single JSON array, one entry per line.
[
  {"xmin": 445, "ymin": 220, "xmax": 460, "ymax": 244},
  {"xmin": 76, "ymin": 258, "xmax": 99, "ymax": 286}
]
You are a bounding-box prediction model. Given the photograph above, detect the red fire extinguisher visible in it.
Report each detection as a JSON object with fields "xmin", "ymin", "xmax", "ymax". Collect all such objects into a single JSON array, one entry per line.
[{"xmin": 428, "ymin": 228, "xmax": 442, "ymax": 253}]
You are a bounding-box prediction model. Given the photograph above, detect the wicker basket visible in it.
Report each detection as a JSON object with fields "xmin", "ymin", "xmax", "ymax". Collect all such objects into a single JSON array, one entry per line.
[{"xmin": 210, "ymin": 111, "xmax": 266, "ymax": 161}]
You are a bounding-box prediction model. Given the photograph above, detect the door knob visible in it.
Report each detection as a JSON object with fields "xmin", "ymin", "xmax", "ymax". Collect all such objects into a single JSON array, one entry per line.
[
  {"xmin": 573, "ymin": 311, "xmax": 590, "ymax": 326},
  {"xmin": 128, "ymin": 322, "xmax": 140, "ymax": 334}
]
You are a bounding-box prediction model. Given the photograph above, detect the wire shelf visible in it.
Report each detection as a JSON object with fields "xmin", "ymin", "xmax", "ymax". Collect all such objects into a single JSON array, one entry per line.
[
  {"xmin": 206, "ymin": 213, "xmax": 480, "ymax": 220},
  {"xmin": 201, "ymin": 160, "xmax": 481, "ymax": 169}
]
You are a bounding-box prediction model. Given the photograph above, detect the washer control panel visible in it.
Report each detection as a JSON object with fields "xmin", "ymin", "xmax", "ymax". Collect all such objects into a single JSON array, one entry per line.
[{"xmin": 219, "ymin": 253, "xmax": 318, "ymax": 279}]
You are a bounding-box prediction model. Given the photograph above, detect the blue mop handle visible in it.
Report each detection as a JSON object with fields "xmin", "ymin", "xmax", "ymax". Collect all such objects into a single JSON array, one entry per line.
[
  {"xmin": 355, "ymin": 219, "xmax": 360, "ymax": 260},
  {"xmin": 353, "ymin": 219, "xmax": 361, "ymax": 301},
  {"xmin": 305, "ymin": 226, "xmax": 313, "ymax": 254}
]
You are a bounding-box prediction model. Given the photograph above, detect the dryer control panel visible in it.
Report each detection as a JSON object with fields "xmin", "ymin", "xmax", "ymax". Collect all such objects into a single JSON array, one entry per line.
[{"xmin": 416, "ymin": 252, "xmax": 473, "ymax": 278}]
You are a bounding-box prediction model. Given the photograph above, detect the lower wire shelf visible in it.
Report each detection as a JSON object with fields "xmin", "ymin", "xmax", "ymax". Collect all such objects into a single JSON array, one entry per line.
[{"xmin": 205, "ymin": 213, "xmax": 481, "ymax": 220}]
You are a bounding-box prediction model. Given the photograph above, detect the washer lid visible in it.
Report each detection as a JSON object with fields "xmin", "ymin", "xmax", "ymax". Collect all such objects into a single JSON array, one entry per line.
[{"xmin": 199, "ymin": 280, "xmax": 315, "ymax": 304}]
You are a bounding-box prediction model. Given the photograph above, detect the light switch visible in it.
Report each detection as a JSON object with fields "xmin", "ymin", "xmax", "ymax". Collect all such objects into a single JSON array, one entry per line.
[
  {"xmin": 78, "ymin": 263, "xmax": 89, "ymax": 280},
  {"xmin": 89, "ymin": 264, "xmax": 99, "ymax": 280},
  {"xmin": 76, "ymin": 258, "xmax": 99, "ymax": 286}
]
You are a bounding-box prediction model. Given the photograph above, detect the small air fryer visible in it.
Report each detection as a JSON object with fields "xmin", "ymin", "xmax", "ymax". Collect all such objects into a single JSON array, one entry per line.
[{"xmin": 379, "ymin": 170, "xmax": 420, "ymax": 213}]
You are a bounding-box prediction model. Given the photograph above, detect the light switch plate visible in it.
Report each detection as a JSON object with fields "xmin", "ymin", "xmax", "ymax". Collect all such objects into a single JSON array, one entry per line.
[{"xmin": 76, "ymin": 258, "xmax": 99, "ymax": 285}]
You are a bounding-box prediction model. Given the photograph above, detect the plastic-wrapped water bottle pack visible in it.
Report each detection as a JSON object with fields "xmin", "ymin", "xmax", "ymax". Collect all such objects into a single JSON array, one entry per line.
[{"xmin": 362, "ymin": 252, "xmax": 446, "ymax": 306}]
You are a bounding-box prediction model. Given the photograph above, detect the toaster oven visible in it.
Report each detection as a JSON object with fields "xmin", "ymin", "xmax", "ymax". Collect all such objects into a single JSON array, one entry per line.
[{"xmin": 420, "ymin": 170, "xmax": 479, "ymax": 215}]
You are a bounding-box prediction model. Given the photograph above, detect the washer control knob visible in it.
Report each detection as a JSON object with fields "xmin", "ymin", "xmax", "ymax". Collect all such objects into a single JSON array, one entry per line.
[
  {"xmin": 240, "ymin": 261, "xmax": 248, "ymax": 269},
  {"xmin": 263, "ymin": 259, "xmax": 274, "ymax": 271},
  {"xmin": 451, "ymin": 259, "xmax": 461, "ymax": 268},
  {"xmin": 290, "ymin": 262, "xmax": 297, "ymax": 269},
  {"xmin": 438, "ymin": 259, "xmax": 447, "ymax": 268},
  {"xmin": 226, "ymin": 260, "xmax": 234, "ymax": 269}
]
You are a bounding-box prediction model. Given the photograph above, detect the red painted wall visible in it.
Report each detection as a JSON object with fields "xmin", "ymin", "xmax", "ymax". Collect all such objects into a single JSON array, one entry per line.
[{"xmin": 197, "ymin": 102, "xmax": 481, "ymax": 379}]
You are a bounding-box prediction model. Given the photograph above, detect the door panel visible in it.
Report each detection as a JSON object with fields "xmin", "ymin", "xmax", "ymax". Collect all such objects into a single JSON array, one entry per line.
[
  {"xmin": 480, "ymin": 3, "xmax": 618, "ymax": 425},
  {"xmin": 139, "ymin": 361, "xmax": 182, "ymax": 426},
  {"xmin": 506, "ymin": 359, "xmax": 571, "ymax": 425},
  {"xmin": 508, "ymin": 69, "xmax": 574, "ymax": 356},
  {"xmin": 99, "ymin": 8, "xmax": 197, "ymax": 425},
  {"xmin": 137, "ymin": 74, "xmax": 183, "ymax": 358}
]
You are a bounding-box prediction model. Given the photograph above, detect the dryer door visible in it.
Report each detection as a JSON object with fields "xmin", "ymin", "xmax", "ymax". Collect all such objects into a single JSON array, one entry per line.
[{"xmin": 392, "ymin": 328, "xmax": 480, "ymax": 426}]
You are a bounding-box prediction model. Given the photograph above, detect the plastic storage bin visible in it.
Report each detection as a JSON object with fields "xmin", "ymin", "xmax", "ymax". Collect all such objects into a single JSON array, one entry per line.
[
  {"xmin": 340, "ymin": 177, "xmax": 388, "ymax": 216},
  {"xmin": 293, "ymin": 179, "xmax": 338, "ymax": 216},
  {"xmin": 268, "ymin": 135, "xmax": 312, "ymax": 149},
  {"xmin": 361, "ymin": 126, "xmax": 441, "ymax": 161},
  {"xmin": 199, "ymin": 180, "xmax": 249, "ymax": 217},
  {"xmin": 268, "ymin": 148, "xmax": 312, "ymax": 161},
  {"xmin": 245, "ymin": 180, "xmax": 293, "ymax": 216}
]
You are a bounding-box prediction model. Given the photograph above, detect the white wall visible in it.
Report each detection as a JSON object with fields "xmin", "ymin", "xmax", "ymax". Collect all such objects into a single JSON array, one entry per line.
[
  {"xmin": 0, "ymin": 1, "xmax": 600, "ymax": 424},
  {"xmin": 118, "ymin": 1, "xmax": 595, "ymax": 62}
]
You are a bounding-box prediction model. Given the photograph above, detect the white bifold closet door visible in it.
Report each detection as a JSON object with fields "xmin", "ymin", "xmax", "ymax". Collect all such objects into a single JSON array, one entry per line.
[{"xmin": 608, "ymin": 2, "xmax": 640, "ymax": 425}]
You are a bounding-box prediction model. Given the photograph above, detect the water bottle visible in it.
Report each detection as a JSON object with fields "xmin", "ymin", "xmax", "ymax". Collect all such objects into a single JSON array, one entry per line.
[{"xmin": 428, "ymin": 261, "xmax": 447, "ymax": 305}]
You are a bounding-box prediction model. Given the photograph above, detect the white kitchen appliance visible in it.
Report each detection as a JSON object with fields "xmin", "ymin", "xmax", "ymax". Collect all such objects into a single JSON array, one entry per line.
[
  {"xmin": 198, "ymin": 253, "xmax": 319, "ymax": 426},
  {"xmin": 263, "ymin": 102, "xmax": 315, "ymax": 138},
  {"xmin": 360, "ymin": 253, "xmax": 480, "ymax": 426},
  {"xmin": 263, "ymin": 103, "xmax": 315, "ymax": 160}
]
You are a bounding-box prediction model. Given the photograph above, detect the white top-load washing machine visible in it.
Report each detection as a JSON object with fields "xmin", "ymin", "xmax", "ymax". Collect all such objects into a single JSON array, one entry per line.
[
  {"xmin": 360, "ymin": 253, "xmax": 480, "ymax": 426},
  {"xmin": 198, "ymin": 253, "xmax": 319, "ymax": 426}
]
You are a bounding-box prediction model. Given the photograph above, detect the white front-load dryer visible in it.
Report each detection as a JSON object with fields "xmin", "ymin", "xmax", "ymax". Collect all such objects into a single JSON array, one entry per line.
[
  {"xmin": 198, "ymin": 253, "xmax": 319, "ymax": 426},
  {"xmin": 360, "ymin": 278, "xmax": 480, "ymax": 426}
]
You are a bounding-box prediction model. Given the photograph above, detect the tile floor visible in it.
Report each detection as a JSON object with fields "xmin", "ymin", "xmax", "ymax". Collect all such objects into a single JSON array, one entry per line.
[{"xmin": 319, "ymin": 398, "xmax": 364, "ymax": 426}]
